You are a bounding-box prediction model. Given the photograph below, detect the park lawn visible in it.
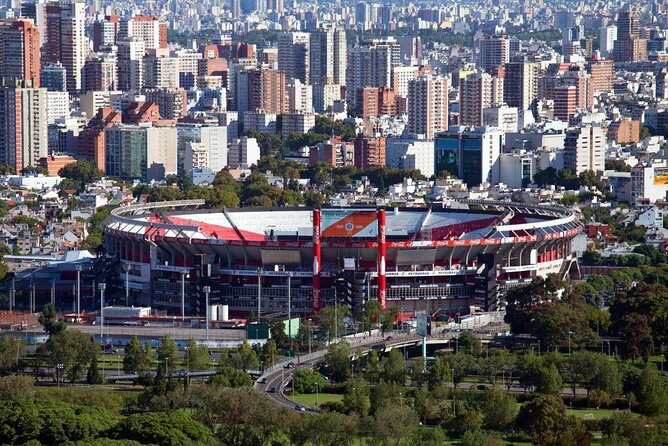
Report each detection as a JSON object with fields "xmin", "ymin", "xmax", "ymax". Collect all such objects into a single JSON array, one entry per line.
[
  {"xmin": 566, "ymin": 407, "xmax": 625, "ymax": 420},
  {"xmin": 290, "ymin": 392, "xmax": 343, "ymax": 408}
]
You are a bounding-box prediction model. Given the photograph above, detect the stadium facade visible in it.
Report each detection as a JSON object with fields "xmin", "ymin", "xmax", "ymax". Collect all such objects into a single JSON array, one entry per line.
[{"xmin": 103, "ymin": 200, "xmax": 582, "ymax": 317}]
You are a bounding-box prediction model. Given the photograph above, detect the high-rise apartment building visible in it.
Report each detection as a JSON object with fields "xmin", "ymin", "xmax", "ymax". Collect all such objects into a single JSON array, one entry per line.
[
  {"xmin": 586, "ymin": 58, "xmax": 613, "ymax": 96},
  {"xmin": 227, "ymin": 137, "xmax": 260, "ymax": 168},
  {"xmin": 143, "ymin": 88, "xmax": 187, "ymax": 120},
  {"xmin": 613, "ymin": 11, "xmax": 647, "ymax": 62},
  {"xmin": 354, "ymin": 134, "xmax": 386, "ymax": 169},
  {"xmin": 460, "ymin": 72, "xmax": 504, "ymax": 126},
  {"xmin": 553, "ymin": 85, "xmax": 577, "ymax": 123},
  {"xmin": 117, "ymin": 38, "xmax": 144, "ymax": 92},
  {"xmin": 123, "ymin": 15, "xmax": 166, "ymax": 52},
  {"xmin": 105, "ymin": 124, "xmax": 176, "ymax": 181},
  {"xmin": 82, "ymin": 51, "xmax": 117, "ymax": 93},
  {"xmin": 45, "ymin": 0, "xmax": 86, "ymax": 93},
  {"xmin": 0, "ymin": 18, "xmax": 41, "ymax": 87},
  {"xmin": 564, "ymin": 124, "xmax": 605, "ymax": 175},
  {"xmin": 503, "ymin": 61, "xmax": 537, "ymax": 111},
  {"xmin": 310, "ymin": 25, "xmax": 347, "ymax": 85},
  {"xmin": 347, "ymin": 41, "xmax": 396, "ymax": 107},
  {"xmin": 176, "ymin": 124, "xmax": 228, "ymax": 174},
  {"xmin": 278, "ymin": 32, "xmax": 311, "ymax": 84},
  {"xmin": 407, "ymin": 74, "xmax": 448, "ymax": 139},
  {"xmin": 478, "ymin": 34, "xmax": 509, "ymax": 70},
  {"xmin": 77, "ymin": 107, "xmax": 121, "ymax": 171},
  {"xmin": 0, "ymin": 79, "xmax": 48, "ymax": 172},
  {"xmin": 40, "ymin": 62, "xmax": 67, "ymax": 91},
  {"xmin": 238, "ymin": 68, "xmax": 287, "ymax": 114},
  {"xmin": 92, "ymin": 15, "xmax": 118, "ymax": 51},
  {"xmin": 143, "ymin": 49, "xmax": 179, "ymax": 89},
  {"xmin": 599, "ymin": 25, "xmax": 617, "ymax": 58}
]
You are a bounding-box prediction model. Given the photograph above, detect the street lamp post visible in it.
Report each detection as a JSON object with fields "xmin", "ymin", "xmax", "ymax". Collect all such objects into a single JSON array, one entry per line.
[
  {"xmin": 257, "ymin": 268, "xmax": 262, "ymax": 321},
  {"xmin": 123, "ymin": 263, "xmax": 132, "ymax": 307},
  {"xmin": 287, "ymin": 272, "xmax": 292, "ymax": 351},
  {"xmin": 568, "ymin": 331, "xmax": 573, "ymax": 356},
  {"xmin": 75, "ymin": 265, "xmax": 82, "ymax": 321},
  {"xmin": 180, "ymin": 270, "xmax": 188, "ymax": 322},
  {"xmin": 308, "ymin": 318, "xmax": 312, "ymax": 355},
  {"xmin": 203, "ymin": 286, "xmax": 211, "ymax": 341},
  {"xmin": 56, "ymin": 363, "xmax": 64, "ymax": 388},
  {"xmin": 451, "ymin": 368, "xmax": 456, "ymax": 417},
  {"xmin": 98, "ymin": 283, "xmax": 106, "ymax": 342}
]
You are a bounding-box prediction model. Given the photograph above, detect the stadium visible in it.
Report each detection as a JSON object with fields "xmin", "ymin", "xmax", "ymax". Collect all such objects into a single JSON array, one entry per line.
[{"xmin": 103, "ymin": 200, "xmax": 583, "ymax": 318}]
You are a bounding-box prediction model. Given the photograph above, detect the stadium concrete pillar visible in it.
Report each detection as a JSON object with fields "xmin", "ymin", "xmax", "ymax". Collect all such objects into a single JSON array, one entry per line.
[
  {"xmin": 312, "ymin": 208, "xmax": 322, "ymax": 313},
  {"xmin": 377, "ymin": 208, "xmax": 386, "ymax": 309}
]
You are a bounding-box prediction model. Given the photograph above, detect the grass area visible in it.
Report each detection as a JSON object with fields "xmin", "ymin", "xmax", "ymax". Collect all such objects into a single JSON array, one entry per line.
[
  {"xmin": 566, "ymin": 407, "xmax": 622, "ymax": 420},
  {"xmin": 289, "ymin": 392, "xmax": 343, "ymax": 408}
]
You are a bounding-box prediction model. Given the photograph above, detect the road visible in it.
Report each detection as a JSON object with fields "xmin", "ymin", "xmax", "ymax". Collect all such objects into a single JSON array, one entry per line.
[
  {"xmin": 20, "ymin": 324, "xmax": 247, "ymax": 342},
  {"xmin": 254, "ymin": 333, "xmax": 422, "ymax": 412},
  {"xmin": 254, "ymin": 331, "xmax": 588, "ymax": 413}
]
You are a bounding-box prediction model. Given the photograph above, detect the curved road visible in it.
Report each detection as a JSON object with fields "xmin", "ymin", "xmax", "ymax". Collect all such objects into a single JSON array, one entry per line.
[
  {"xmin": 254, "ymin": 331, "xmax": 588, "ymax": 413},
  {"xmin": 254, "ymin": 333, "xmax": 424, "ymax": 412}
]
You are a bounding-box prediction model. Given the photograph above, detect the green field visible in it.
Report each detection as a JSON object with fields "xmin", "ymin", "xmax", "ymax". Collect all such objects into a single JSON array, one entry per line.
[
  {"xmin": 290, "ymin": 392, "xmax": 343, "ymax": 408},
  {"xmin": 566, "ymin": 407, "xmax": 623, "ymax": 420}
]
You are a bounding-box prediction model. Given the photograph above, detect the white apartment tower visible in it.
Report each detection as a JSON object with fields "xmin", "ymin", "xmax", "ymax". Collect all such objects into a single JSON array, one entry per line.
[
  {"xmin": 45, "ymin": 0, "xmax": 86, "ymax": 93},
  {"xmin": 278, "ymin": 32, "xmax": 311, "ymax": 84},
  {"xmin": 310, "ymin": 25, "xmax": 347, "ymax": 86},
  {"xmin": 117, "ymin": 38, "xmax": 145, "ymax": 91},
  {"xmin": 564, "ymin": 124, "xmax": 605, "ymax": 175}
]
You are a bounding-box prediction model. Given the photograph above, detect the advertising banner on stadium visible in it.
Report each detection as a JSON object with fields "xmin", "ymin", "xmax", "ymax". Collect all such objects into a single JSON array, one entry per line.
[
  {"xmin": 655, "ymin": 168, "xmax": 668, "ymax": 185},
  {"xmin": 321, "ymin": 209, "xmax": 377, "ymax": 238}
]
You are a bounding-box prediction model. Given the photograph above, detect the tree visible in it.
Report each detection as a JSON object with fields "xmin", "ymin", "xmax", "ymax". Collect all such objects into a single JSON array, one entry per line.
[
  {"xmin": 411, "ymin": 386, "xmax": 434, "ymax": 425},
  {"xmin": 362, "ymin": 300, "xmax": 382, "ymax": 335},
  {"xmin": 636, "ymin": 362, "xmax": 668, "ymax": 416},
  {"xmin": 457, "ymin": 331, "xmax": 482, "ymax": 355},
  {"xmin": 371, "ymin": 404, "xmax": 419, "ymax": 446},
  {"xmin": 380, "ymin": 348, "xmax": 406, "ymax": 385},
  {"xmin": 479, "ymin": 390, "xmax": 519, "ymax": 431},
  {"xmin": 518, "ymin": 353, "xmax": 562, "ymax": 395},
  {"xmin": 293, "ymin": 368, "xmax": 326, "ymax": 394},
  {"xmin": 364, "ymin": 349, "xmax": 380, "ymax": 383},
  {"xmin": 58, "ymin": 160, "xmax": 103, "ymax": 192},
  {"xmin": 324, "ymin": 341, "xmax": 351, "ymax": 382},
  {"xmin": 38, "ymin": 304, "xmax": 66, "ymax": 336},
  {"xmin": 115, "ymin": 409, "xmax": 217, "ymax": 446},
  {"xmin": 40, "ymin": 330, "xmax": 97, "ymax": 382},
  {"xmin": 342, "ymin": 377, "xmax": 371, "ymax": 416},
  {"xmin": 87, "ymin": 356, "xmax": 103, "ymax": 384},
  {"xmin": 269, "ymin": 319, "xmax": 287, "ymax": 349},
  {"xmin": 123, "ymin": 336, "xmax": 152, "ymax": 375},
  {"xmin": 156, "ymin": 336, "xmax": 179, "ymax": 374},
  {"xmin": 381, "ymin": 305, "xmax": 399, "ymax": 333},
  {"xmin": 460, "ymin": 431, "xmax": 505, "ymax": 446},
  {"xmin": 517, "ymin": 395, "xmax": 590, "ymax": 446},
  {"xmin": 213, "ymin": 171, "xmax": 241, "ymax": 194},
  {"xmin": 318, "ymin": 305, "xmax": 347, "ymax": 341},
  {"xmin": 185, "ymin": 186, "xmax": 239, "ymax": 208},
  {"xmin": 185, "ymin": 338, "xmax": 210, "ymax": 371},
  {"xmin": 235, "ymin": 341, "xmax": 259, "ymax": 371},
  {"xmin": 0, "ymin": 336, "xmax": 25, "ymax": 373},
  {"xmin": 566, "ymin": 351, "xmax": 621, "ymax": 397},
  {"xmin": 210, "ymin": 366, "xmax": 253, "ymax": 388},
  {"xmin": 428, "ymin": 355, "xmax": 453, "ymax": 389},
  {"xmin": 261, "ymin": 339, "xmax": 278, "ymax": 367}
]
